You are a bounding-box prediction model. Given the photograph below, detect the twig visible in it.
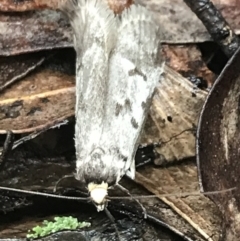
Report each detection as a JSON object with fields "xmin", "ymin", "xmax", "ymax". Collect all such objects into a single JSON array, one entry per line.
[{"xmin": 183, "ymin": 0, "xmax": 240, "ymax": 58}]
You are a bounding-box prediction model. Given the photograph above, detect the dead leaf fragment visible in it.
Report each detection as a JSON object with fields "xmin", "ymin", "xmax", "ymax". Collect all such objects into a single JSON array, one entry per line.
[
  {"xmin": 0, "ymin": 68, "xmax": 75, "ymax": 134},
  {"xmin": 0, "ymin": 51, "xmax": 47, "ymax": 92},
  {"xmin": 135, "ymin": 161, "xmax": 221, "ymax": 241},
  {"xmin": 0, "ymin": 0, "xmax": 57, "ymax": 11},
  {"xmin": 141, "ymin": 65, "xmax": 208, "ymax": 164},
  {"xmin": 0, "ymin": 61, "xmax": 208, "ymax": 166},
  {"xmin": 0, "ymin": 10, "xmax": 72, "ymax": 56},
  {"xmin": 162, "ymin": 45, "xmax": 216, "ymax": 86},
  {"xmin": 1, "ymin": 0, "xmax": 240, "ymax": 56}
]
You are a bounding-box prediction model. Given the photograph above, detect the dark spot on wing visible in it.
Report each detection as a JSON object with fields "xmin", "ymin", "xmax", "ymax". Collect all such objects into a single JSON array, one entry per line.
[
  {"xmin": 115, "ymin": 103, "xmax": 123, "ymax": 116},
  {"xmin": 192, "ymin": 92, "xmax": 197, "ymax": 97},
  {"xmin": 113, "ymin": 147, "xmax": 127, "ymax": 162},
  {"xmin": 128, "ymin": 67, "xmax": 147, "ymax": 81},
  {"xmin": 115, "ymin": 100, "xmax": 132, "ymax": 116},
  {"xmin": 122, "ymin": 155, "xmax": 127, "ymax": 162},
  {"xmin": 131, "ymin": 117, "xmax": 139, "ymax": 129},
  {"xmin": 140, "ymin": 96, "xmax": 153, "ymax": 113},
  {"xmin": 141, "ymin": 101, "xmax": 146, "ymax": 109},
  {"xmin": 119, "ymin": 151, "xmax": 127, "ymax": 162},
  {"xmin": 167, "ymin": 116, "xmax": 172, "ymax": 122},
  {"xmin": 125, "ymin": 99, "xmax": 132, "ymax": 111}
]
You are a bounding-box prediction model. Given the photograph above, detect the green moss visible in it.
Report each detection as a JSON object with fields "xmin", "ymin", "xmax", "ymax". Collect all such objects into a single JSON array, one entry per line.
[{"xmin": 26, "ymin": 216, "xmax": 91, "ymax": 239}]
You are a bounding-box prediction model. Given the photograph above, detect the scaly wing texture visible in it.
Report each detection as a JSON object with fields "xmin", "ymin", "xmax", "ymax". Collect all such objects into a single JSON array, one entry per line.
[
  {"xmin": 101, "ymin": 5, "xmax": 164, "ymax": 181},
  {"xmin": 63, "ymin": 0, "xmax": 163, "ymax": 185},
  {"xmin": 63, "ymin": 0, "xmax": 117, "ymax": 159}
]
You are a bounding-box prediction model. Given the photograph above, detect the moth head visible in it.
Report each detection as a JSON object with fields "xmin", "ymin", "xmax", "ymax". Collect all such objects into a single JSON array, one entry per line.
[{"xmin": 88, "ymin": 182, "xmax": 108, "ymax": 211}]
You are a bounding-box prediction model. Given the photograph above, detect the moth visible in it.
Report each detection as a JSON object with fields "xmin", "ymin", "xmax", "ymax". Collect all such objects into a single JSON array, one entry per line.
[{"xmin": 60, "ymin": 0, "xmax": 164, "ymax": 212}]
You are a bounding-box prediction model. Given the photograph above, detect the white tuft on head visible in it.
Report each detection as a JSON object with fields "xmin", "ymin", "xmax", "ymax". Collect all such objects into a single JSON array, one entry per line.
[{"xmin": 88, "ymin": 182, "xmax": 108, "ymax": 211}]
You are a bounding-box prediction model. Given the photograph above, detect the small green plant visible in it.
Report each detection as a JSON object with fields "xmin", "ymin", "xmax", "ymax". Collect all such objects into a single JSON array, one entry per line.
[{"xmin": 26, "ymin": 216, "xmax": 91, "ymax": 239}]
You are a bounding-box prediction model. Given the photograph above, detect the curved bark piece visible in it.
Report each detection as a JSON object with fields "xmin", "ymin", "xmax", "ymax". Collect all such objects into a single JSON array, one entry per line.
[{"xmin": 197, "ymin": 46, "xmax": 240, "ymax": 240}]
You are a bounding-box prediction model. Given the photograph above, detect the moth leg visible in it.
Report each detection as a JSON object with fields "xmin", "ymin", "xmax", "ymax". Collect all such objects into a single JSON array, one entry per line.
[
  {"xmin": 0, "ymin": 130, "xmax": 14, "ymax": 169},
  {"xmin": 104, "ymin": 207, "xmax": 121, "ymax": 241},
  {"xmin": 116, "ymin": 183, "xmax": 147, "ymax": 219},
  {"xmin": 53, "ymin": 174, "xmax": 74, "ymax": 192}
]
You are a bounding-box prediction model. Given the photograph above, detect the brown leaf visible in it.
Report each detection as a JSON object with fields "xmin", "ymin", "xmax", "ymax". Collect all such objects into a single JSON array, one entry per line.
[
  {"xmin": 0, "ymin": 51, "xmax": 47, "ymax": 91},
  {"xmin": 0, "ymin": 66, "xmax": 75, "ymax": 133},
  {"xmin": 137, "ymin": 0, "xmax": 240, "ymax": 43},
  {"xmin": 1, "ymin": 0, "xmax": 240, "ymax": 55},
  {"xmin": 0, "ymin": 0, "xmax": 57, "ymax": 11},
  {"xmin": 0, "ymin": 0, "xmax": 133, "ymax": 12},
  {"xmin": 197, "ymin": 45, "xmax": 240, "ymax": 239},
  {"xmin": 0, "ymin": 10, "xmax": 72, "ymax": 56},
  {"xmin": 0, "ymin": 61, "xmax": 207, "ymax": 166},
  {"xmin": 141, "ymin": 65, "xmax": 208, "ymax": 164},
  {"xmin": 135, "ymin": 161, "xmax": 221, "ymax": 241},
  {"xmin": 162, "ymin": 45, "xmax": 216, "ymax": 86}
]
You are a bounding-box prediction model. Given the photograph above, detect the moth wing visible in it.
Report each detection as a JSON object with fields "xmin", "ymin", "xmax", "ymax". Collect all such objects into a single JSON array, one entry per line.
[
  {"xmin": 101, "ymin": 5, "xmax": 164, "ymax": 179},
  {"xmin": 67, "ymin": 0, "xmax": 117, "ymax": 158}
]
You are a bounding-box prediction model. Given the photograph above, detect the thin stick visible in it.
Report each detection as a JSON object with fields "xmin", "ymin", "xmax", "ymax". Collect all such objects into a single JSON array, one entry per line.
[
  {"xmin": 53, "ymin": 174, "xmax": 75, "ymax": 192},
  {"xmin": 183, "ymin": 0, "xmax": 240, "ymax": 58}
]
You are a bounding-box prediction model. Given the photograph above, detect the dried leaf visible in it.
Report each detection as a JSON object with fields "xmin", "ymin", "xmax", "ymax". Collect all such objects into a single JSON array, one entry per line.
[
  {"xmin": 0, "ymin": 51, "xmax": 47, "ymax": 91},
  {"xmin": 0, "ymin": 63, "xmax": 207, "ymax": 166},
  {"xmin": 135, "ymin": 162, "xmax": 221, "ymax": 241},
  {"xmin": 0, "ymin": 67, "xmax": 75, "ymax": 133},
  {"xmin": 1, "ymin": 0, "xmax": 240, "ymax": 56},
  {"xmin": 0, "ymin": 10, "xmax": 71, "ymax": 56},
  {"xmin": 0, "ymin": 0, "xmax": 133, "ymax": 13},
  {"xmin": 0, "ymin": 0, "xmax": 57, "ymax": 11},
  {"xmin": 137, "ymin": 0, "xmax": 240, "ymax": 43},
  {"xmin": 162, "ymin": 45, "xmax": 216, "ymax": 86},
  {"xmin": 141, "ymin": 65, "xmax": 208, "ymax": 164}
]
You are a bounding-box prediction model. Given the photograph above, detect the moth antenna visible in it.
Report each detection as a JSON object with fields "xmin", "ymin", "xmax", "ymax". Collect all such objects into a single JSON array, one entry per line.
[
  {"xmin": 53, "ymin": 174, "xmax": 75, "ymax": 192},
  {"xmin": 104, "ymin": 207, "xmax": 121, "ymax": 241},
  {"xmin": 116, "ymin": 184, "xmax": 147, "ymax": 218},
  {"xmin": 109, "ymin": 187, "xmax": 236, "ymax": 200},
  {"xmin": 0, "ymin": 186, "xmax": 89, "ymax": 201}
]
